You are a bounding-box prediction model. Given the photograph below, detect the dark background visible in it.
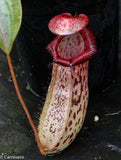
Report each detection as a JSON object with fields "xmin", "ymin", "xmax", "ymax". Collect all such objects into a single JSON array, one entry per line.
[
  {"xmin": 0, "ymin": 0, "xmax": 120, "ymax": 159},
  {"xmin": 15, "ymin": 0, "xmax": 119, "ymax": 95}
]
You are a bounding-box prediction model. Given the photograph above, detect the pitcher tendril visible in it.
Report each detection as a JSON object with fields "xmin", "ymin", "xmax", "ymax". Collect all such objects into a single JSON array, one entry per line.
[
  {"xmin": 7, "ymin": 54, "xmax": 45, "ymax": 154},
  {"xmin": 0, "ymin": 2, "xmax": 97, "ymax": 155}
]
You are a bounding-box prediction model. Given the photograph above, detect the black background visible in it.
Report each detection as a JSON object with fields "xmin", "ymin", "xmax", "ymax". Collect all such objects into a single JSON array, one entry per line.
[{"xmin": 15, "ymin": 0, "xmax": 119, "ymax": 95}]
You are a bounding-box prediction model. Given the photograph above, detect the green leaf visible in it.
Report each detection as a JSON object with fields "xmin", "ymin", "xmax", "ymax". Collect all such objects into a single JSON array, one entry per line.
[{"xmin": 0, "ymin": 0, "xmax": 22, "ymax": 55}]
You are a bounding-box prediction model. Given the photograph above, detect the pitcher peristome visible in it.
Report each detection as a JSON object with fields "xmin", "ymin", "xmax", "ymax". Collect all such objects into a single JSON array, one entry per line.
[{"xmin": 38, "ymin": 13, "xmax": 97, "ymax": 155}]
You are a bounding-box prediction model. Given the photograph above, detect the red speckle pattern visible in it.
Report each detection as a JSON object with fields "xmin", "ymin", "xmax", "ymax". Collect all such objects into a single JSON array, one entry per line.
[
  {"xmin": 38, "ymin": 64, "xmax": 72, "ymax": 152},
  {"xmin": 55, "ymin": 142, "xmax": 60, "ymax": 148},
  {"xmin": 48, "ymin": 13, "xmax": 89, "ymax": 35},
  {"xmin": 70, "ymin": 133, "xmax": 74, "ymax": 139},
  {"xmin": 65, "ymin": 127, "xmax": 68, "ymax": 132},
  {"xmin": 69, "ymin": 109, "xmax": 72, "ymax": 117},
  {"xmin": 38, "ymin": 13, "xmax": 96, "ymax": 154},
  {"xmin": 46, "ymin": 27, "xmax": 97, "ymax": 66},
  {"xmin": 69, "ymin": 120, "xmax": 72, "ymax": 127},
  {"xmin": 69, "ymin": 127, "xmax": 72, "ymax": 131},
  {"xmin": 52, "ymin": 62, "xmax": 89, "ymax": 152},
  {"xmin": 73, "ymin": 112, "xmax": 76, "ymax": 119},
  {"xmin": 63, "ymin": 136, "xmax": 69, "ymax": 144},
  {"xmin": 43, "ymin": 62, "xmax": 88, "ymax": 153},
  {"xmin": 57, "ymin": 32, "xmax": 84, "ymax": 59},
  {"xmin": 38, "ymin": 62, "xmax": 89, "ymax": 154}
]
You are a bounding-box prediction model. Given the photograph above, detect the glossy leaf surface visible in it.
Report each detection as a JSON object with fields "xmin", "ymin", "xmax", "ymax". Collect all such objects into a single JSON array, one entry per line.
[{"xmin": 0, "ymin": 0, "xmax": 22, "ymax": 54}]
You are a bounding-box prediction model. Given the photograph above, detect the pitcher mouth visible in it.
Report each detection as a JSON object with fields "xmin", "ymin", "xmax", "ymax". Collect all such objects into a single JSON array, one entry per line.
[
  {"xmin": 46, "ymin": 27, "xmax": 97, "ymax": 67},
  {"xmin": 39, "ymin": 13, "xmax": 97, "ymax": 155}
]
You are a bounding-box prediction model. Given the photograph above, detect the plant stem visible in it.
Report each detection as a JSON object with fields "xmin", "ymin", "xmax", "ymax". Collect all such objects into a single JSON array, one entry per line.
[{"xmin": 7, "ymin": 54, "xmax": 45, "ymax": 154}]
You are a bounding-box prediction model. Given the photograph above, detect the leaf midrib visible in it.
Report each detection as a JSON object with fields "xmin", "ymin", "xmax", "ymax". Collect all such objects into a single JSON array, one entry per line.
[{"xmin": 0, "ymin": 15, "xmax": 9, "ymax": 54}]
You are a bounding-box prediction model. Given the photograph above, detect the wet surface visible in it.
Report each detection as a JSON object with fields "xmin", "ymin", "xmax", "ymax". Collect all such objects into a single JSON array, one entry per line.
[{"xmin": 0, "ymin": 48, "xmax": 121, "ymax": 160}]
